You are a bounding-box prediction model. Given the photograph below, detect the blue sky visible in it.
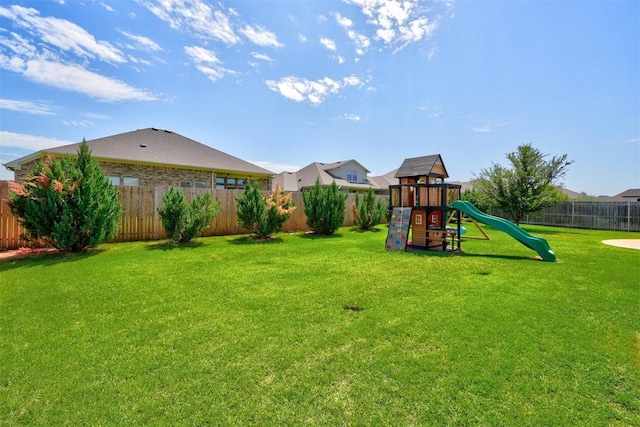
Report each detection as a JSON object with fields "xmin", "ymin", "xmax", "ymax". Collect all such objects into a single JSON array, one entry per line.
[{"xmin": 0, "ymin": 0, "xmax": 638, "ymax": 196}]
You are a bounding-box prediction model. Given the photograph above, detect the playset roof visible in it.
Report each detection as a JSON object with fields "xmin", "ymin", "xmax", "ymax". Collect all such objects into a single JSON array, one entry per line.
[{"xmin": 394, "ymin": 154, "xmax": 448, "ymax": 179}]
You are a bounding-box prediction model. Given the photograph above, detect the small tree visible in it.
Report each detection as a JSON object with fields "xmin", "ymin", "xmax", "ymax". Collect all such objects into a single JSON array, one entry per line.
[
  {"xmin": 236, "ymin": 182, "xmax": 295, "ymax": 239},
  {"xmin": 303, "ymin": 179, "xmax": 347, "ymax": 235},
  {"xmin": 9, "ymin": 140, "xmax": 121, "ymax": 252},
  {"xmin": 473, "ymin": 143, "xmax": 572, "ymax": 225},
  {"xmin": 352, "ymin": 187, "xmax": 386, "ymax": 231},
  {"xmin": 158, "ymin": 187, "xmax": 221, "ymax": 244},
  {"xmin": 461, "ymin": 187, "xmax": 492, "ymax": 213}
]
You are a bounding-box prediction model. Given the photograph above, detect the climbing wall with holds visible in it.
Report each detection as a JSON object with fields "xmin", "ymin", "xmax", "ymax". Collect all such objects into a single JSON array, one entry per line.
[{"xmin": 385, "ymin": 207, "xmax": 412, "ymax": 251}]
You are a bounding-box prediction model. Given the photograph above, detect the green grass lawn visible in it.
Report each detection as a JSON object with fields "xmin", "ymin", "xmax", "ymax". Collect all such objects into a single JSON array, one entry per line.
[{"xmin": 1, "ymin": 224, "xmax": 639, "ymax": 425}]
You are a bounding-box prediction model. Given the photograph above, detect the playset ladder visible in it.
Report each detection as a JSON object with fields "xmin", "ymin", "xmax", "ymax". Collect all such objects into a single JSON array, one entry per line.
[{"xmin": 385, "ymin": 207, "xmax": 412, "ymax": 251}]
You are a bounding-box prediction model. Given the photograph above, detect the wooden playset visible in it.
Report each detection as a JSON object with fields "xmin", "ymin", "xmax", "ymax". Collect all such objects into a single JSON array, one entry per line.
[{"xmin": 386, "ymin": 154, "xmax": 462, "ymax": 252}]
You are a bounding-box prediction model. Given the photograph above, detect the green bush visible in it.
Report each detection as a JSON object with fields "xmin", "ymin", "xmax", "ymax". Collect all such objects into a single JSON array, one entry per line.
[
  {"xmin": 352, "ymin": 187, "xmax": 386, "ymax": 231},
  {"xmin": 303, "ymin": 179, "xmax": 346, "ymax": 235},
  {"xmin": 8, "ymin": 141, "xmax": 121, "ymax": 252},
  {"xmin": 236, "ymin": 182, "xmax": 295, "ymax": 239},
  {"xmin": 158, "ymin": 187, "xmax": 221, "ymax": 244}
]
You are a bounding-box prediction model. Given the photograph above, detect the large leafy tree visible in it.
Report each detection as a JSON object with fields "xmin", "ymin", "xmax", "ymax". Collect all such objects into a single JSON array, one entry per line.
[
  {"xmin": 9, "ymin": 140, "xmax": 122, "ymax": 252},
  {"xmin": 473, "ymin": 143, "xmax": 572, "ymax": 225},
  {"xmin": 302, "ymin": 179, "xmax": 347, "ymax": 235}
]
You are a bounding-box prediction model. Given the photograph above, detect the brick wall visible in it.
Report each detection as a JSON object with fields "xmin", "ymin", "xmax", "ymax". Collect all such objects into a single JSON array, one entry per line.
[{"xmin": 12, "ymin": 158, "xmax": 271, "ymax": 190}]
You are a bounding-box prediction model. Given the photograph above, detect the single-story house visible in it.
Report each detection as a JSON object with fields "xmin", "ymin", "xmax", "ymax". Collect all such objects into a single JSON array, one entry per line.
[
  {"xmin": 4, "ymin": 128, "xmax": 274, "ymax": 190},
  {"xmin": 614, "ymin": 188, "xmax": 640, "ymax": 202},
  {"xmin": 272, "ymin": 159, "xmax": 397, "ymax": 194}
]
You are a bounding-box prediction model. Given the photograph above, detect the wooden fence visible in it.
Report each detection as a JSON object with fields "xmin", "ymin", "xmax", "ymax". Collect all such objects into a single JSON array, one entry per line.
[
  {"xmin": 0, "ymin": 181, "xmax": 381, "ymax": 250},
  {"xmin": 515, "ymin": 201, "xmax": 640, "ymax": 232}
]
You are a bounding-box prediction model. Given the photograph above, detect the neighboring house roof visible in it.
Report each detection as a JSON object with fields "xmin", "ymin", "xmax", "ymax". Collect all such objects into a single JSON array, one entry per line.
[
  {"xmin": 274, "ymin": 159, "xmax": 387, "ymax": 192},
  {"xmin": 4, "ymin": 127, "xmax": 273, "ymax": 177},
  {"xmin": 368, "ymin": 168, "xmax": 399, "ymax": 189},
  {"xmin": 395, "ymin": 154, "xmax": 448, "ymax": 178},
  {"xmin": 616, "ymin": 188, "xmax": 640, "ymax": 198}
]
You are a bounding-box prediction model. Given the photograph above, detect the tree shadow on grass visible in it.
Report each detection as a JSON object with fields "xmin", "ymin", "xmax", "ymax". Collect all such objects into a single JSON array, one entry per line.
[
  {"xmin": 146, "ymin": 241, "xmax": 206, "ymax": 251},
  {"xmin": 401, "ymin": 247, "xmax": 539, "ymax": 262},
  {"xmin": 298, "ymin": 232, "xmax": 344, "ymax": 240},
  {"xmin": 227, "ymin": 236, "xmax": 284, "ymax": 245},
  {"xmin": 349, "ymin": 226, "xmax": 386, "ymax": 234},
  {"xmin": 519, "ymin": 227, "xmax": 581, "ymax": 236},
  {"xmin": 0, "ymin": 248, "xmax": 104, "ymax": 271},
  {"xmin": 458, "ymin": 252, "xmax": 547, "ymax": 262}
]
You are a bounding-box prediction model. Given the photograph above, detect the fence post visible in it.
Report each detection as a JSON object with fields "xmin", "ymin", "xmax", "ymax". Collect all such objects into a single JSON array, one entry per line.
[
  {"xmin": 627, "ymin": 201, "xmax": 631, "ymax": 232},
  {"xmin": 571, "ymin": 201, "xmax": 575, "ymax": 228}
]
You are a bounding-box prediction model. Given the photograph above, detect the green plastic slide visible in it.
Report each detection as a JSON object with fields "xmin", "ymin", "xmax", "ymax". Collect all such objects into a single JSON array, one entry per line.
[{"xmin": 449, "ymin": 200, "xmax": 557, "ymax": 262}]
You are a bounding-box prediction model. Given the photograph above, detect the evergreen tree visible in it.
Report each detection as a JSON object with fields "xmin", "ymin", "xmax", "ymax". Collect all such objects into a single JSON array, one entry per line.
[
  {"xmin": 9, "ymin": 140, "xmax": 122, "ymax": 252},
  {"xmin": 303, "ymin": 179, "xmax": 346, "ymax": 235},
  {"xmin": 236, "ymin": 182, "xmax": 295, "ymax": 239},
  {"xmin": 352, "ymin": 187, "xmax": 386, "ymax": 231},
  {"xmin": 158, "ymin": 187, "xmax": 221, "ymax": 244},
  {"xmin": 473, "ymin": 143, "xmax": 571, "ymax": 224}
]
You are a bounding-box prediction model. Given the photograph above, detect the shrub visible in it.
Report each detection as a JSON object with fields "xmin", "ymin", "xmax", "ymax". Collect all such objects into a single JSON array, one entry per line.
[
  {"xmin": 236, "ymin": 182, "xmax": 295, "ymax": 239},
  {"xmin": 303, "ymin": 179, "xmax": 346, "ymax": 235},
  {"xmin": 158, "ymin": 187, "xmax": 221, "ymax": 244},
  {"xmin": 8, "ymin": 141, "xmax": 121, "ymax": 252},
  {"xmin": 352, "ymin": 187, "xmax": 386, "ymax": 231}
]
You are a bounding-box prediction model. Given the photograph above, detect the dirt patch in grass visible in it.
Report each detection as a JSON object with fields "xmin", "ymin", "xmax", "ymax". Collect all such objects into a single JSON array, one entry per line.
[
  {"xmin": 601, "ymin": 239, "xmax": 640, "ymax": 250},
  {"xmin": 0, "ymin": 247, "xmax": 61, "ymax": 261}
]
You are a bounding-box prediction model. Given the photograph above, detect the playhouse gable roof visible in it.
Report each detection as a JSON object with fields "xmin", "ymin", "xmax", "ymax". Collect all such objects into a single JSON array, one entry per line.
[{"xmin": 394, "ymin": 154, "xmax": 449, "ymax": 179}]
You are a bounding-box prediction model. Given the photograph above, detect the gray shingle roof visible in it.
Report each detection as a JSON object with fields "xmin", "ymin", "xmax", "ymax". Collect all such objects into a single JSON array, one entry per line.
[
  {"xmin": 273, "ymin": 160, "xmax": 387, "ymax": 192},
  {"xmin": 5, "ymin": 128, "xmax": 273, "ymax": 176},
  {"xmin": 616, "ymin": 188, "xmax": 640, "ymax": 198},
  {"xmin": 395, "ymin": 154, "xmax": 448, "ymax": 178}
]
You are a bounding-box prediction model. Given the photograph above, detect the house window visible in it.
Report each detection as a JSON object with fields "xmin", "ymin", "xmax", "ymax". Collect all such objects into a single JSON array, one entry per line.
[
  {"xmin": 123, "ymin": 177, "xmax": 139, "ymax": 186},
  {"xmin": 347, "ymin": 169, "xmax": 358, "ymax": 182},
  {"xmin": 180, "ymin": 181, "xmax": 192, "ymax": 188},
  {"xmin": 194, "ymin": 182, "xmax": 206, "ymax": 189},
  {"xmin": 215, "ymin": 177, "xmax": 247, "ymax": 189},
  {"xmin": 108, "ymin": 176, "xmax": 120, "ymax": 186}
]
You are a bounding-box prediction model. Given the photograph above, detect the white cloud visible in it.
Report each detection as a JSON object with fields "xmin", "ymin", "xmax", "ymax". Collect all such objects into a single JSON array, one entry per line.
[
  {"xmin": 320, "ymin": 37, "xmax": 337, "ymax": 51},
  {"xmin": 22, "ymin": 59, "xmax": 158, "ymax": 102},
  {"xmin": 251, "ymin": 52, "xmax": 274, "ymax": 62},
  {"xmin": 0, "ymin": 99, "xmax": 56, "ymax": 115},
  {"xmin": 341, "ymin": 113, "xmax": 361, "ymax": 122},
  {"xmin": 62, "ymin": 120, "xmax": 94, "ymax": 127},
  {"xmin": 100, "ymin": 2, "xmax": 115, "ymax": 13},
  {"xmin": 265, "ymin": 75, "xmax": 361, "ymax": 106},
  {"xmin": 185, "ymin": 46, "xmax": 220, "ymax": 64},
  {"xmin": 298, "ymin": 33, "xmax": 308, "ymax": 43},
  {"xmin": 343, "ymin": 0, "xmax": 449, "ymax": 52},
  {"xmin": 119, "ymin": 30, "xmax": 163, "ymax": 52},
  {"xmin": 625, "ymin": 137, "xmax": 640, "ymax": 144},
  {"xmin": 140, "ymin": 0, "xmax": 240, "ymax": 45},
  {"xmin": 471, "ymin": 125, "xmax": 492, "ymax": 133},
  {"xmin": 185, "ymin": 46, "xmax": 235, "ymax": 82},
  {"xmin": 239, "ymin": 25, "xmax": 283, "ymax": 48},
  {"xmin": 0, "ymin": 5, "xmax": 125, "ymax": 63},
  {"xmin": 347, "ymin": 30, "xmax": 371, "ymax": 55},
  {"xmin": 0, "ymin": 131, "xmax": 72, "ymax": 150},
  {"xmin": 335, "ymin": 13, "xmax": 353, "ymax": 28},
  {"xmin": 0, "ymin": 31, "xmax": 36, "ymax": 59}
]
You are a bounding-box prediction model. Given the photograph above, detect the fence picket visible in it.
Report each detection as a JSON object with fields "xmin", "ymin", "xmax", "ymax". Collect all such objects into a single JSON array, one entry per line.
[{"xmin": 0, "ymin": 181, "xmax": 387, "ymax": 250}]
